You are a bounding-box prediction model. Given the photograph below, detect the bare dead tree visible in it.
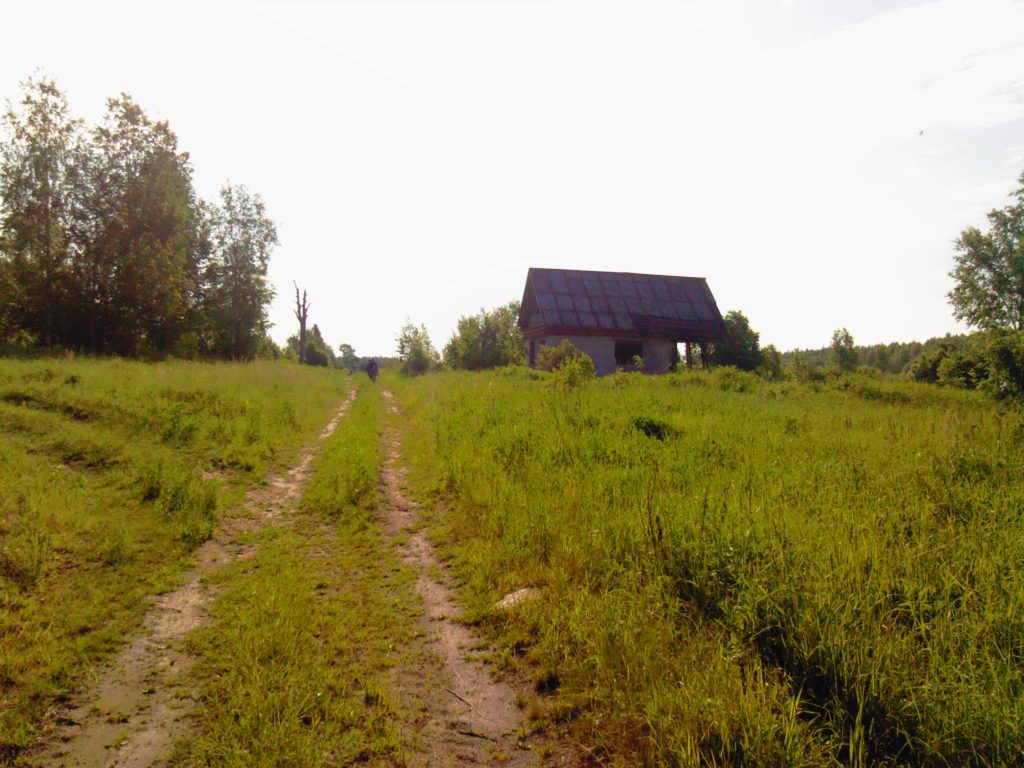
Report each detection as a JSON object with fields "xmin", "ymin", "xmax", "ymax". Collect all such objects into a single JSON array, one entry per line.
[{"xmin": 293, "ymin": 282, "xmax": 310, "ymax": 365}]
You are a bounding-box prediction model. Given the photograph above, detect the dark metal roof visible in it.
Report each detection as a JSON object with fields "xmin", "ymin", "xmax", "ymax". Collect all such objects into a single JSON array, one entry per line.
[{"xmin": 518, "ymin": 267, "xmax": 727, "ymax": 342}]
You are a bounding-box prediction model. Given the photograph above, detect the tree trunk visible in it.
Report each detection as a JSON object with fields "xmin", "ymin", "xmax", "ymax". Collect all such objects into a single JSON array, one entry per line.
[{"xmin": 293, "ymin": 282, "xmax": 310, "ymax": 365}]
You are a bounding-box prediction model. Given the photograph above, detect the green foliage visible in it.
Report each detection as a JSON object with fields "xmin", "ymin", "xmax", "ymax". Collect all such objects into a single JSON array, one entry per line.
[
  {"xmin": 709, "ymin": 310, "xmax": 762, "ymax": 371},
  {"xmin": 289, "ymin": 324, "xmax": 334, "ymax": 367},
  {"xmin": 758, "ymin": 343, "xmax": 784, "ymax": 381},
  {"xmin": 831, "ymin": 327, "xmax": 858, "ymax": 371},
  {"xmin": 552, "ymin": 351, "xmax": 594, "ymax": 387},
  {"xmin": 392, "ymin": 370, "xmax": 1021, "ymax": 767},
  {"xmin": 0, "ymin": 357, "xmax": 347, "ymax": 754},
  {"xmin": 396, "ymin": 321, "xmax": 438, "ymax": 376},
  {"xmin": 906, "ymin": 331, "xmax": 1024, "ymax": 399},
  {"xmin": 337, "ymin": 342, "xmax": 357, "ymax": 370},
  {"xmin": 907, "ymin": 343, "xmax": 952, "ymax": 383},
  {"xmin": 535, "ymin": 339, "xmax": 590, "ymax": 372},
  {"xmin": 202, "ymin": 185, "xmax": 277, "ymax": 360},
  {"xmin": 948, "ymin": 170, "xmax": 1024, "ymax": 331},
  {"xmin": 443, "ymin": 301, "xmax": 524, "ymax": 370},
  {"xmin": 0, "ymin": 77, "xmax": 277, "ymax": 359},
  {"xmin": 978, "ymin": 330, "xmax": 1024, "ymax": 399},
  {"xmin": 0, "ymin": 76, "xmax": 87, "ymax": 348}
]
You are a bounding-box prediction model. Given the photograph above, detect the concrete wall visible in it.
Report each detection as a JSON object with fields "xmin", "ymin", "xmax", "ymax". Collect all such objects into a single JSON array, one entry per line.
[
  {"xmin": 542, "ymin": 335, "xmax": 618, "ymax": 375},
  {"xmin": 527, "ymin": 335, "xmax": 678, "ymax": 376},
  {"xmin": 642, "ymin": 338, "xmax": 677, "ymax": 374}
]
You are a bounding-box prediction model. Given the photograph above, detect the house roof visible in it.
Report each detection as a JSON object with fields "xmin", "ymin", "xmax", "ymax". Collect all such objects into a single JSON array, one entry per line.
[{"xmin": 518, "ymin": 267, "xmax": 727, "ymax": 342}]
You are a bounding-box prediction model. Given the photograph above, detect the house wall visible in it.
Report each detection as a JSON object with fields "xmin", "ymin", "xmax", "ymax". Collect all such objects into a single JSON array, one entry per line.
[
  {"xmin": 642, "ymin": 338, "xmax": 676, "ymax": 374},
  {"xmin": 539, "ymin": 335, "xmax": 618, "ymax": 376},
  {"xmin": 528, "ymin": 335, "xmax": 677, "ymax": 376}
]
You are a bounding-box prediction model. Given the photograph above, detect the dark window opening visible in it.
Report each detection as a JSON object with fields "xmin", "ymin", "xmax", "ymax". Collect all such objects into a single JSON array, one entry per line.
[{"xmin": 614, "ymin": 339, "xmax": 643, "ymax": 366}]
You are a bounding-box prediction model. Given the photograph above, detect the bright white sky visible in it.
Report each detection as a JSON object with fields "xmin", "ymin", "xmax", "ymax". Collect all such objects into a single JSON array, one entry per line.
[{"xmin": 3, "ymin": 1, "xmax": 1024, "ymax": 356}]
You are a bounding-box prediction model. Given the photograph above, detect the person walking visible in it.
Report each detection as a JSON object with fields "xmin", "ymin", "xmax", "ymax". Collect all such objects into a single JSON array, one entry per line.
[{"xmin": 364, "ymin": 358, "xmax": 379, "ymax": 382}]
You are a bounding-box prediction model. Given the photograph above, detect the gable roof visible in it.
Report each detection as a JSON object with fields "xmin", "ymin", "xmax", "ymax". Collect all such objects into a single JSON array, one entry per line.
[{"xmin": 518, "ymin": 267, "xmax": 727, "ymax": 342}]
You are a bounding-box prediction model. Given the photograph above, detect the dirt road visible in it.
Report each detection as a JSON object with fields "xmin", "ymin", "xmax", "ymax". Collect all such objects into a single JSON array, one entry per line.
[{"xmin": 27, "ymin": 390, "xmax": 357, "ymax": 768}]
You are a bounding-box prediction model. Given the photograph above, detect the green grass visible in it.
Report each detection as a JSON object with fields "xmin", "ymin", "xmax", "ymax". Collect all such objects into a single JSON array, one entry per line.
[
  {"xmin": 390, "ymin": 367, "xmax": 1024, "ymax": 767},
  {"xmin": 172, "ymin": 380, "xmax": 424, "ymax": 767},
  {"xmin": 0, "ymin": 357, "xmax": 348, "ymax": 760}
]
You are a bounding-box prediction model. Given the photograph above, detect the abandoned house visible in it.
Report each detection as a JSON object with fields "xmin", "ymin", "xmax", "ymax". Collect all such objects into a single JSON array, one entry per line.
[{"xmin": 517, "ymin": 267, "xmax": 728, "ymax": 376}]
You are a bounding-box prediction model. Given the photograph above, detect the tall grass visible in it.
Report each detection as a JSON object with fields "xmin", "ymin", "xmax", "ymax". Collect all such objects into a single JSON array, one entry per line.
[
  {"xmin": 392, "ymin": 368, "xmax": 1024, "ymax": 767},
  {"xmin": 0, "ymin": 357, "xmax": 347, "ymax": 760}
]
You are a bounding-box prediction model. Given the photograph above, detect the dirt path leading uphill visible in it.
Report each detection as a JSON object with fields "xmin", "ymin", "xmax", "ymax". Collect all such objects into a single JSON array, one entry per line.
[
  {"xmin": 27, "ymin": 390, "xmax": 357, "ymax": 768},
  {"xmin": 380, "ymin": 391, "xmax": 576, "ymax": 768}
]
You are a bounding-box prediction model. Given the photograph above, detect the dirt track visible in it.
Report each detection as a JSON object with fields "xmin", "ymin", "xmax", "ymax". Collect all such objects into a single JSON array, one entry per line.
[
  {"xmin": 26, "ymin": 390, "xmax": 356, "ymax": 768},
  {"xmin": 380, "ymin": 391, "xmax": 576, "ymax": 768}
]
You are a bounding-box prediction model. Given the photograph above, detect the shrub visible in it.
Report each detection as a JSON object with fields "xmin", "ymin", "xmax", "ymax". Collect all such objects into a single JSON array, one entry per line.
[
  {"xmin": 536, "ymin": 340, "xmax": 589, "ymax": 372},
  {"xmin": 397, "ymin": 322, "xmax": 439, "ymax": 376},
  {"xmin": 936, "ymin": 351, "xmax": 987, "ymax": 389},
  {"xmin": 980, "ymin": 331, "xmax": 1024, "ymax": 400},
  {"xmin": 907, "ymin": 333, "xmax": 1023, "ymax": 400},
  {"xmin": 909, "ymin": 343, "xmax": 960, "ymax": 384},
  {"xmin": 758, "ymin": 344, "xmax": 784, "ymax": 381},
  {"xmin": 710, "ymin": 366, "xmax": 760, "ymax": 392},
  {"xmin": 552, "ymin": 353, "xmax": 594, "ymax": 388}
]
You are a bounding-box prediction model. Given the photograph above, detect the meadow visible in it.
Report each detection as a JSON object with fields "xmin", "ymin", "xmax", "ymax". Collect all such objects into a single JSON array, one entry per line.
[
  {"xmin": 2, "ymin": 356, "xmax": 1021, "ymax": 767},
  {"xmin": 0, "ymin": 358, "xmax": 347, "ymax": 760},
  {"xmin": 392, "ymin": 367, "xmax": 1024, "ymax": 767}
]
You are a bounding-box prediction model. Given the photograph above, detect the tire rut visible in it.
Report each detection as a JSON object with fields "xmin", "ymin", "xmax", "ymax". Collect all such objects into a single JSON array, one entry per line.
[
  {"xmin": 24, "ymin": 389, "xmax": 357, "ymax": 768},
  {"xmin": 379, "ymin": 391, "xmax": 577, "ymax": 768}
]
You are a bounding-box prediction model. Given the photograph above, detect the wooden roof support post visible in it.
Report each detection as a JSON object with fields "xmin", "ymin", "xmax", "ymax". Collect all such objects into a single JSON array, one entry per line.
[{"xmin": 685, "ymin": 341, "xmax": 693, "ymax": 370}]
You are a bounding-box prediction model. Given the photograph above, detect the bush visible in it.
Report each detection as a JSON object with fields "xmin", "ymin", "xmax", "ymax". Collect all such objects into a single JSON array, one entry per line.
[
  {"xmin": 936, "ymin": 351, "xmax": 987, "ymax": 389},
  {"xmin": 907, "ymin": 333, "xmax": 1022, "ymax": 400},
  {"xmin": 552, "ymin": 353, "xmax": 594, "ymax": 388},
  {"xmin": 397, "ymin": 322, "xmax": 439, "ymax": 376},
  {"xmin": 758, "ymin": 344, "xmax": 784, "ymax": 381},
  {"xmin": 908, "ymin": 344, "xmax": 955, "ymax": 383},
  {"xmin": 980, "ymin": 331, "xmax": 1024, "ymax": 400},
  {"xmin": 710, "ymin": 366, "xmax": 760, "ymax": 392},
  {"xmin": 536, "ymin": 340, "xmax": 589, "ymax": 372}
]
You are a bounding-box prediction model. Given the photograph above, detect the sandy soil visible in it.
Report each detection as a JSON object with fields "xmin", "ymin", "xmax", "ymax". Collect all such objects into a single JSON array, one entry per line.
[
  {"xmin": 24, "ymin": 390, "xmax": 357, "ymax": 768},
  {"xmin": 379, "ymin": 391, "xmax": 578, "ymax": 768}
]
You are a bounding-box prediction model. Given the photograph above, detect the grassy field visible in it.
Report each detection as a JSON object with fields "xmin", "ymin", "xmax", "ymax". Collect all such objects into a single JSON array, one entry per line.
[
  {"xmin": 0, "ymin": 358, "xmax": 347, "ymax": 759},
  {"xmin": 2, "ymin": 357, "xmax": 1021, "ymax": 767},
  {"xmin": 391, "ymin": 367, "xmax": 1024, "ymax": 767}
]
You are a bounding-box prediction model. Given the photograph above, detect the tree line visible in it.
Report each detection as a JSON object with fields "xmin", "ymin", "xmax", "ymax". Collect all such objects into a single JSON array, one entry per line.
[{"xmin": 0, "ymin": 76, "xmax": 277, "ymax": 359}]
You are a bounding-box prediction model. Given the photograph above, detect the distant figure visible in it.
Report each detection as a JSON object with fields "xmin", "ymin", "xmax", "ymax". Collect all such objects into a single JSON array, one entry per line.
[{"xmin": 365, "ymin": 358, "xmax": 379, "ymax": 382}]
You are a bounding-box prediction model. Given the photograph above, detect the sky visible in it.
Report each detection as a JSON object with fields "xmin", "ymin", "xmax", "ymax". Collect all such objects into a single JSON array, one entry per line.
[{"xmin": 2, "ymin": 0, "xmax": 1024, "ymax": 356}]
